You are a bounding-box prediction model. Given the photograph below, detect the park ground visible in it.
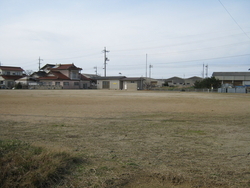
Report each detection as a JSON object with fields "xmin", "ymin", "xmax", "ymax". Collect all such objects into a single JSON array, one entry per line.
[{"xmin": 0, "ymin": 90, "xmax": 250, "ymax": 187}]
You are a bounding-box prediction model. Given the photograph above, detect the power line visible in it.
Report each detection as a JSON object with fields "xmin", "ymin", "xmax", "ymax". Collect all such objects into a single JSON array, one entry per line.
[
  {"xmin": 218, "ymin": 0, "xmax": 250, "ymax": 40},
  {"xmin": 45, "ymin": 52, "xmax": 101, "ymax": 61},
  {"xmin": 111, "ymin": 32, "xmax": 250, "ymax": 53},
  {"xmin": 110, "ymin": 54, "xmax": 250, "ymax": 69},
  {"xmin": 154, "ymin": 53, "xmax": 250, "ymax": 65}
]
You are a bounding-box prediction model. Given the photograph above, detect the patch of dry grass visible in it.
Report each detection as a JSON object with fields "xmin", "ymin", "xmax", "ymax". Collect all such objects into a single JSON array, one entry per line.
[
  {"xmin": 0, "ymin": 139, "xmax": 85, "ymax": 188},
  {"xmin": 0, "ymin": 90, "xmax": 250, "ymax": 187}
]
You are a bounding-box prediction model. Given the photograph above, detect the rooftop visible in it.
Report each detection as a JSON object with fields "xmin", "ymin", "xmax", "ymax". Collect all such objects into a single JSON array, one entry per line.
[{"xmin": 0, "ymin": 66, "xmax": 24, "ymax": 71}]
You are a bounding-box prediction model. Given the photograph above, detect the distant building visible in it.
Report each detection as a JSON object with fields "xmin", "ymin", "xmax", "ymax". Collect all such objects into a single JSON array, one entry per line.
[
  {"xmin": 96, "ymin": 76, "xmax": 146, "ymax": 90},
  {"xmin": 30, "ymin": 63, "xmax": 91, "ymax": 89},
  {"xmin": 0, "ymin": 66, "xmax": 25, "ymax": 89},
  {"xmin": 164, "ymin": 76, "xmax": 203, "ymax": 87},
  {"xmin": 212, "ymin": 72, "xmax": 250, "ymax": 87}
]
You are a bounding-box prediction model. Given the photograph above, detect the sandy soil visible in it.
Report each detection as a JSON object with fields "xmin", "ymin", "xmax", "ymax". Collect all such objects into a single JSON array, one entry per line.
[{"xmin": 0, "ymin": 90, "xmax": 250, "ymax": 187}]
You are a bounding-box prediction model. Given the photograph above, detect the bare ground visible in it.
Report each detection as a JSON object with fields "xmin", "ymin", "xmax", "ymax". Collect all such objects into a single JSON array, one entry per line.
[{"xmin": 0, "ymin": 90, "xmax": 250, "ymax": 187}]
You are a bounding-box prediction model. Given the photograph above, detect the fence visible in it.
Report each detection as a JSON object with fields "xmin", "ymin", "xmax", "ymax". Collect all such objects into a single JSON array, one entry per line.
[
  {"xmin": 149, "ymin": 88, "xmax": 218, "ymax": 92},
  {"xmin": 29, "ymin": 85, "xmax": 63, "ymax": 90},
  {"xmin": 218, "ymin": 87, "xmax": 248, "ymax": 93}
]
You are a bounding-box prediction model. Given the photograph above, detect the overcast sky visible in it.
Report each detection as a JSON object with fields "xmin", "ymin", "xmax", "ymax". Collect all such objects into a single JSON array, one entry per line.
[{"xmin": 0, "ymin": 0, "xmax": 250, "ymax": 78}]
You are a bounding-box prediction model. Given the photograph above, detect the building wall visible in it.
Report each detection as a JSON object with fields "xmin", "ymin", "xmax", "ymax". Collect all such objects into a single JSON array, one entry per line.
[
  {"xmin": 97, "ymin": 80, "xmax": 121, "ymax": 90},
  {"xmin": 109, "ymin": 80, "xmax": 120, "ymax": 90},
  {"xmin": 215, "ymin": 75, "xmax": 250, "ymax": 86},
  {"xmin": 123, "ymin": 81, "xmax": 137, "ymax": 90},
  {"xmin": 38, "ymin": 80, "xmax": 81, "ymax": 89},
  {"xmin": 0, "ymin": 69, "xmax": 23, "ymax": 76}
]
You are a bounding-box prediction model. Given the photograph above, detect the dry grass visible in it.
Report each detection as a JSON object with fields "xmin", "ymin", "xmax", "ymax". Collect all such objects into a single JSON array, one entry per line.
[
  {"xmin": 0, "ymin": 90, "xmax": 250, "ymax": 187},
  {"xmin": 0, "ymin": 140, "xmax": 85, "ymax": 188}
]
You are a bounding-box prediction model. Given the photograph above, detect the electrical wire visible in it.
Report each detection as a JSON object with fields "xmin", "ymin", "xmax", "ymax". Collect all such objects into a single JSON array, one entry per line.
[{"xmin": 218, "ymin": 0, "xmax": 250, "ymax": 40}]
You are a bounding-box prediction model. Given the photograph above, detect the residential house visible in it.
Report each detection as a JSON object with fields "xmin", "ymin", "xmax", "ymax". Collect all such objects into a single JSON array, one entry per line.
[
  {"xmin": 184, "ymin": 76, "xmax": 203, "ymax": 86},
  {"xmin": 15, "ymin": 76, "xmax": 38, "ymax": 88},
  {"xmin": 164, "ymin": 77, "xmax": 185, "ymax": 86},
  {"xmin": 164, "ymin": 76, "xmax": 203, "ymax": 87},
  {"xmin": 0, "ymin": 66, "xmax": 25, "ymax": 89},
  {"xmin": 30, "ymin": 63, "xmax": 88, "ymax": 89}
]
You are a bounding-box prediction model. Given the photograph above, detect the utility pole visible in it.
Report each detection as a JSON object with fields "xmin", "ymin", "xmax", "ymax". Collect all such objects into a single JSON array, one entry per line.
[
  {"xmin": 205, "ymin": 64, "xmax": 208, "ymax": 78},
  {"xmin": 38, "ymin": 56, "xmax": 43, "ymax": 71},
  {"xmin": 149, "ymin": 64, "xmax": 153, "ymax": 78},
  {"xmin": 146, "ymin": 54, "xmax": 148, "ymax": 78},
  {"xmin": 202, "ymin": 63, "xmax": 205, "ymax": 78},
  {"xmin": 102, "ymin": 47, "xmax": 110, "ymax": 77},
  {"xmin": 94, "ymin": 66, "xmax": 97, "ymax": 75}
]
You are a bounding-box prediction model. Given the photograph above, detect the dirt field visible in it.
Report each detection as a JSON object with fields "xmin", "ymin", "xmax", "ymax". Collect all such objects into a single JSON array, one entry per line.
[{"xmin": 0, "ymin": 90, "xmax": 250, "ymax": 187}]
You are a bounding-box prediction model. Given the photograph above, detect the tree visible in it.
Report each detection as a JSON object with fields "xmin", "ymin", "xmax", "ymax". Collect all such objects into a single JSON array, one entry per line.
[
  {"xmin": 25, "ymin": 70, "xmax": 34, "ymax": 76},
  {"xmin": 15, "ymin": 82, "xmax": 22, "ymax": 89},
  {"xmin": 194, "ymin": 77, "xmax": 221, "ymax": 89}
]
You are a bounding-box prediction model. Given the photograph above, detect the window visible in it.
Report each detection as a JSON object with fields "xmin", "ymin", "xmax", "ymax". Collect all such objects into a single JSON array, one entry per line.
[
  {"xmin": 63, "ymin": 82, "xmax": 69, "ymax": 86},
  {"xmin": 7, "ymin": 72, "xmax": 10, "ymax": 75},
  {"xmin": 131, "ymin": 81, "xmax": 135, "ymax": 83},
  {"xmin": 74, "ymin": 82, "xmax": 79, "ymax": 86},
  {"xmin": 71, "ymin": 71, "xmax": 78, "ymax": 79},
  {"xmin": 55, "ymin": 82, "xmax": 60, "ymax": 86}
]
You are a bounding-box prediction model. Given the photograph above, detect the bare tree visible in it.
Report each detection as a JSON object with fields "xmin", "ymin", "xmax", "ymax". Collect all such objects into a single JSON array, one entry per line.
[{"xmin": 25, "ymin": 70, "xmax": 34, "ymax": 76}]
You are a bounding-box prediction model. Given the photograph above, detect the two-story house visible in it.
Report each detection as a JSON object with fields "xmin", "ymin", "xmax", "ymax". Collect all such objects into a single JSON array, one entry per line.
[
  {"xmin": 31, "ymin": 63, "xmax": 91, "ymax": 89},
  {"xmin": 0, "ymin": 66, "xmax": 25, "ymax": 89}
]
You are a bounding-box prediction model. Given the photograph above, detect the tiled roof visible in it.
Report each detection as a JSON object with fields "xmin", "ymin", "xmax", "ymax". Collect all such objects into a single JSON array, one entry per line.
[
  {"xmin": 31, "ymin": 71, "xmax": 47, "ymax": 77},
  {"xmin": 0, "ymin": 66, "xmax": 24, "ymax": 71},
  {"xmin": 81, "ymin": 74, "xmax": 92, "ymax": 80},
  {"xmin": 40, "ymin": 64, "xmax": 56, "ymax": 70},
  {"xmin": 51, "ymin": 64, "xmax": 82, "ymax": 71},
  {"xmin": 1, "ymin": 75, "xmax": 24, "ymax": 80},
  {"xmin": 39, "ymin": 71, "xmax": 70, "ymax": 80}
]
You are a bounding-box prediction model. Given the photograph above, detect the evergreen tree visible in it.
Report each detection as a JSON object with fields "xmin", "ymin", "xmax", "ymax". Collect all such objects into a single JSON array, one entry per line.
[{"xmin": 194, "ymin": 77, "xmax": 221, "ymax": 89}]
